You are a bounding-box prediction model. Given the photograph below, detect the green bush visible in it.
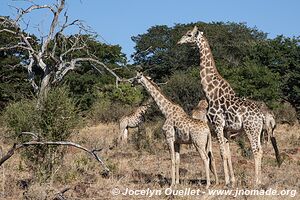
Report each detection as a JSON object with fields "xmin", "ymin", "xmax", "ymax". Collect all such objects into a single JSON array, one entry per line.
[
  {"xmin": 88, "ymin": 83, "xmax": 144, "ymax": 123},
  {"xmin": 4, "ymin": 99, "xmax": 39, "ymax": 140},
  {"xmin": 162, "ymin": 68, "xmax": 204, "ymax": 113},
  {"xmin": 4, "ymin": 87, "xmax": 79, "ymax": 181},
  {"xmin": 273, "ymin": 101, "xmax": 298, "ymax": 125}
]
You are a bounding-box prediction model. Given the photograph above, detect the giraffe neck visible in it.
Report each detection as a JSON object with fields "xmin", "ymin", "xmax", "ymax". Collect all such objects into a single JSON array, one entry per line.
[
  {"xmin": 140, "ymin": 76, "xmax": 174, "ymax": 117},
  {"xmin": 138, "ymin": 104, "xmax": 150, "ymax": 115},
  {"xmin": 196, "ymin": 36, "xmax": 235, "ymax": 100}
]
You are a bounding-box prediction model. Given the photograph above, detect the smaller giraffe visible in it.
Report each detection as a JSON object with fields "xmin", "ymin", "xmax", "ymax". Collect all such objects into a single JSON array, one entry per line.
[
  {"xmin": 130, "ymin": 72, "xmax": 218, "ymax": 188},
  {"xmin": 255, "ymin": 101, "xmax": 276, "ymax": 143},
  {"xmin": 191, "ymin": 99, "xmax": 209, "ymax": 122},
  {"xmin": 119, "ymin": 98, "xmax": 153, "ymax": 144}
]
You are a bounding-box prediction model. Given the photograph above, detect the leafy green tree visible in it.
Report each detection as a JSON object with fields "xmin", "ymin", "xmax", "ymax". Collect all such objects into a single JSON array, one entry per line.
[
  {"xmin": 4, "ymin": 87, "xmax": 79, "ymax": 181},
  {"xmin": 162, "ymin": 68, "xmax": 204, "ymax": 113},
  {"xmin": 0, "ymin": 17, "xmax": 33, "ymax": 110},
  {"xmin": 132, "ymin": 22, "xmax": 300, "ymax": 118},
  {"xmin": 132, "ymin": 22, "xmax": 266, "ymax": 81}
]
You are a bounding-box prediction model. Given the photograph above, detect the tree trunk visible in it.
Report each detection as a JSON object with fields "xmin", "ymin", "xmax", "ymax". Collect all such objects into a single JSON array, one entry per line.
[{"xmin": 37, "ymin": 70, "xmax": 51, "ymax": 108}]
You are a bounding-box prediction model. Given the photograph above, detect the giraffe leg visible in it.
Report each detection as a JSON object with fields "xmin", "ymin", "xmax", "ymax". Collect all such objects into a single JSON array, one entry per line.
[
  {"xmin": 207, "ymin": 133, "xmax": 219, "ymax": 185},
  {"xmin": 163, "ymin": 122, "xmax": 176, "ymax": 188},
  {"xmin": 166, "ymin": 138, "xmax": 176, "ymax": 187},
  {"xmin": 119, "ymin": 120, "xmax": 128, "ymax": 144},
  {"xmin": 222, "ymin": 144, "xmax": 230, "ymax": 187},
  {"xmin": 123, "ymin": 128, "xmax": 128, "ymax": 142},
  {"xmin": 245, "ymin": 127, "xmax": 263, "ymax": 187},
  {"xmin": 175, "ymin": 143, "xmax": 180, "ymax": 185},
  {"xmin": 253, "ymin": 147, "xmax": 263, "ymax": 186},
  {"xmin": 194, "ymin": 141, "xmax": 211, "ymax": 188},
  {"xmin": 224, "ymin": 141, "xmax": 235, "ymax": 187},
  {"xmin": 214, "ymin": 123, "xmax": 230, "ymax": 186}
]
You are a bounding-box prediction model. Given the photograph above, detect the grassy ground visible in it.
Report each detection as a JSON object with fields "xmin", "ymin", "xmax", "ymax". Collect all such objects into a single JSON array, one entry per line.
[{"xmin": 0, "ymin": 123, "xmax": 299, "ymax": 200}]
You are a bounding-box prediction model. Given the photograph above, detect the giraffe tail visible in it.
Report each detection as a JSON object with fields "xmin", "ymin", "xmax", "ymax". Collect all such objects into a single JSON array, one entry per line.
[
  {"xmin": 206, "ymin": 132, "xmax": 213, "ymax": 169},
  {"xmin": 270, "ymin": 134, "xmax": 282, "ymax": 167}
]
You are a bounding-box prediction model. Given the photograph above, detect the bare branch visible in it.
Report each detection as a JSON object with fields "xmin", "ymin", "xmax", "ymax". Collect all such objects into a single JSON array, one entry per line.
[
  {"xmin": 41, "ymin": 0, "xmax": 65, "ymax": 55},
  {"xmin": 0, "ymin": 44, "xmax": 32, "ymax": 51},
  {"xmin": 20, "ymin": 132, "xmax": 39, "ymax": 140},
  {"xmin": 0, "ymin": 139, "xmax": 110, "ymax": 173},
  {"xmin": 53, "ymin": 58, "xmax": 123, "ymax": 86},
  {"xmin": 15, "ymin": 4, "xmax": 55, "ymax": 23}
]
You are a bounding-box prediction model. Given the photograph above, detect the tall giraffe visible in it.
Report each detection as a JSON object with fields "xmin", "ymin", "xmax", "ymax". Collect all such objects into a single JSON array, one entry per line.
[
  {"xmin": 130, "ymin": 72, "xmax": 218, "ymax": 188},
  {"xmin": 192, "ymin": 99, "xmax": 278, "ymax": 145},
  {"xmin": 119, "ymin": 98, "xmax": 153, "ymax": 144},
  {"xmin": 178, "ymin": 26, "xmax": 281, "ymax": 186}
]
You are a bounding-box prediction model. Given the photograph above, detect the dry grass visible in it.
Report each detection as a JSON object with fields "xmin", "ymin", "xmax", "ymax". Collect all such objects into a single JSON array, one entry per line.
[{"xmin": 0, "ymin": 123, "xmax": 299, "ymax": 200}]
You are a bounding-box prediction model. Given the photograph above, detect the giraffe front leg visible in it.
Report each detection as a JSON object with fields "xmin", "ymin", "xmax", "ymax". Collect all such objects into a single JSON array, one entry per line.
[
  {"xmin": 163, "ymin": 122, "xmax": 176, "ymax": 188},
  {"xmin": 245, "ymin": 127, "xmax": 263, "ymax": 187},
  {"xmin": 175, "ymin": 143, "xmax": 180, "ymax": 185},
  {"xmin": 224, "ymin": 140, "xmax": 235, "ymax": 187},
  {"xmin": 214, "ymin": 125, "xmax": 230, "ymax": 187},
  {"xmin": 166, "ymin": 138, "xmax": 176, "ymax": 187}
]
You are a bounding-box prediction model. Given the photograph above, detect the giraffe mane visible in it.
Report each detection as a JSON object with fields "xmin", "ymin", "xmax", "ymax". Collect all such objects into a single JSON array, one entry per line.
[{"xmin": 143, "ymin": 75, "xmax": 176, "ymax": 104}]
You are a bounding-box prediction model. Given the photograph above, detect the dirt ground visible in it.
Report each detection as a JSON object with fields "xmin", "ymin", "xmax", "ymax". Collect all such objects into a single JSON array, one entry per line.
[{"xmin": 0, "ymin": 123, "xmax": 299, "ymax": 200}]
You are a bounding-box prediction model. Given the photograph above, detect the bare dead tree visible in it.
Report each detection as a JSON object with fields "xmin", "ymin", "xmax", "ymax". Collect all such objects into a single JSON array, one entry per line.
[{"xmin": 0, "ymin": 0, "xmax": 122, "ymax": 106}]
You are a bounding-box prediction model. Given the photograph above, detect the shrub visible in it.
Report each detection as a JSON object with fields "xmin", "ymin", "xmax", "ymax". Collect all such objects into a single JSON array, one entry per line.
[
  {"xmin": 88, "ymin": 96, "xmax": 132, "ymax": 123},
  {"xmin": 162, "ymin": 68, "xmax": 204, "ymax": 113},
  {"xmin": 4, "ymin": 87, "xmax": 79, "ymax": 182},
  {"xmin": 273, "ymin": 101, "xmax": 298, "ymax": 125},
  {"xmin": 88, "ymin": 83, "xmax": 144, "ymax": 123},
  {"xmin": 4, "ymin": 99, "xmax": 39, "ymax": 140}
]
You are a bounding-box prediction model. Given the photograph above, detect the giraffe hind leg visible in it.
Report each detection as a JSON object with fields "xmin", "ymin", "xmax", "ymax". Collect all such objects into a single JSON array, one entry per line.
[
  {"xmin": 206, "ymin": 133, "xmax": 219, "ymax": 185},
  {"xmin": 244, "ymin": 127, "xmax": 263, "ymax": 187},
  {"xmin": 193, "ymin": 140, "xmax": 211, "ymax": 188}
]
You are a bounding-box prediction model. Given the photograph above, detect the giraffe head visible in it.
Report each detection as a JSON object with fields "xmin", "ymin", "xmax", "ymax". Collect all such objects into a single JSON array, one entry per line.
[
  {"xmin": 177, "ymin": 26, "xmax": 203, "ymax": 45},
  {"xmin": 130, "ymin": 72, "xmax": 144, "ymax": 86},
  {"xmin": 130, "ymin": 72, "xmax": 153, "ymax": 87}
]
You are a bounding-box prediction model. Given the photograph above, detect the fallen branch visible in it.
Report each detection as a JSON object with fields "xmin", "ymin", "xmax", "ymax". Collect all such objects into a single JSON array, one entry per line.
[{"xmin": 0, "ymin": 138, "xmax": 110, "ymax": 175}]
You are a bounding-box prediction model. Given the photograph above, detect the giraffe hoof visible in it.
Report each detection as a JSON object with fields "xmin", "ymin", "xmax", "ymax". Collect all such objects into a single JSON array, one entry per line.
[
  {"xmin": 224, "ymin": 183, "xmax": 233, "ymax": 189},
  {"xmin": 254, "ymin": 183, "xmax": 264, "ymax": 190}
]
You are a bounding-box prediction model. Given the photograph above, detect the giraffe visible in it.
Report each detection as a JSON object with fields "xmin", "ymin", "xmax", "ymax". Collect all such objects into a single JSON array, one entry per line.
[
  {"xmin": 130, "ymin": 72, "xmax": 218, "ymax": 188},
  {"xmin": 178, "ymin": 26, "xmax": 281, "ymax": 187},
  {"xmin": 192, "ymin": 99, "xmax": 276, "ymax": 144},
  {"xmin": 191, "ymin": 99, "xmax": 209, "ymax": 122},
  {"xmin": 119, "ymin": 98, "xmax": 153, "ymax": 144}
]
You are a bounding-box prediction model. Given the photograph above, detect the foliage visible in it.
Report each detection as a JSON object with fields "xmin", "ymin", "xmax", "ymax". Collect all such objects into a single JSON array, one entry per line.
[
  {"xmin": 218, "ymin": 61, "xmax": 282, "ymax": 107},
  {"xmin": 63, "ymin": 38, "xmax": 128, "ymax": 111},
  {"xmin": 4, "ymin": 99, "xmax": 39, "ymax": 138},
  {"xmin": 88, "ymin": 83, "xmax": 143, "ymax": 122},
  {"xmin": 132, "ymin": 22, "xmax": 266, "ymax": 81},
  {"xmin": 273, "ymin": 101, "xmax": 298, "ymax": 125},
  {"xmin": 132, "ymin": 22, "xmax": 300, "ymax": 118},
  {"xmin": 0, "ymin": 19, "xmax": 33, "ymax": 110},
  {"xmin": 4, "ymin": 87, "xmax": 79, "ymax": 181},
  {"xmin": 162, "ymin": 68, "xmax": 204, "ymax": 113}
]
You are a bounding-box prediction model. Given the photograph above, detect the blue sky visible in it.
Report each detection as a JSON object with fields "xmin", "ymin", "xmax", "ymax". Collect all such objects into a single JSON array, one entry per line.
[{"xmin": 1, "ymin": 0, "xmax": 299, "ymax": 61}]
